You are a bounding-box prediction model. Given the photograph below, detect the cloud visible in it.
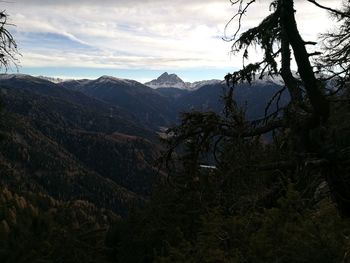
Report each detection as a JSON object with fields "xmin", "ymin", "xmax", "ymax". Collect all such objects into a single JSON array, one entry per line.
[{"xmin": 2, "ymin": 0, "xmax": 344, "ymax": 75}]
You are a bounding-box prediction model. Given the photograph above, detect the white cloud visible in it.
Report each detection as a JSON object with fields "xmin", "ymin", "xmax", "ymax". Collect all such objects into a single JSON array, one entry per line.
[{"xmin": 2, "ymin": 0, "xmax": 344, "ymax": 72}]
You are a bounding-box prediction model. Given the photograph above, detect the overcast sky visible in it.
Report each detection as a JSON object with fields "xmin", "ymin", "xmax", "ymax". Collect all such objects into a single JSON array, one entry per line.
[{"xmin": 2, "ymin": 0, "xmax": 343, "ymax": 82}]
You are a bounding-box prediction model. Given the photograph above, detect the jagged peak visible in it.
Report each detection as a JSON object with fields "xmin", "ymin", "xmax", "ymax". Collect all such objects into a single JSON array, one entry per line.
[
  {"xmin": 145, "ymin": 73, "xmax": 223, "ymax": 90},
  {"xmin": 159, "ymin": 72, "xmax": 169, "ymax": 77},
  {"xmin": 145, "ymin": 72, "xmax": 187, "ymax": 89}
]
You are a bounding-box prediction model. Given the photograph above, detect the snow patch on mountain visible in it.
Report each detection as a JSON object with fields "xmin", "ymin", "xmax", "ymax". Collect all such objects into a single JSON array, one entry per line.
[
  {"xmin": 0, "ymin": 73, "xmax": 36, "ymax": 81},
  {"xmin": 37, "ymin": 76, "xmax": 65, "ymax": 83},
  {"xmin": 94, "ymin": 76, "xmax": 147, "ymax": 88},
  {"xmin": 96, "ymin": 75, "xmax": 132, "ymax": 85},
  {"xmin": 0, "ymin": 74, "xmax": 63, "ymax": 85},
  {"xmin": 188, "ymin": 79, "xmax": 223, "ymax": 90},
  {"xmin": 253, "ymin": 75, "xmax": 285, "ymax": 86}
]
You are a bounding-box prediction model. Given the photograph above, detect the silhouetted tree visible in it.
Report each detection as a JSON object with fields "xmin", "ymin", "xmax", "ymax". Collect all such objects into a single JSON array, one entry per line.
[
  {"xmin": 0, "ymin": 10, "xmax": 18, "ymax": 72},
  {"xmin": 317, "ymin": 1, "xmax": 350, "ymax": 89},
  {"xmin": 164, "ymin": 0, "xmax": 350, "ymax": 216},
  {"xmin": 104, "ymin": 2, "xmax": 350, "ymax": 261}
]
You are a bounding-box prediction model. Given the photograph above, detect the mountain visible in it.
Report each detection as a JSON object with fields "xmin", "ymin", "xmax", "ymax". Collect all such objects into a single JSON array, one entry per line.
[
  {"xmin": 0, "ymin": 71, "xmax": 295, "ymax": 243},
  {"xmin": 2, "ymin": 73, "xmax": 290, "ymax": 127},
  {"xmin": 157, "ymin": 81, "xmax": 290, "ymax": 120},
  {"xmin": 145, "ymin": 72, "xmax": 222, "ymax": 91},
  {"xmin": 60, "ymin": 73, "xmax": 289, "ymax": 126},
  {"xmin": 145, "ymin": 72, "xmax": 188, "ymax": 89},
  {"xmin": 0, "ymin": 73, "xmax": 290, "ymax": 212},
  {"xmin": 186, "ymin": 79, "xmax": 223, "ymax": 90},
  {"xmin": 173, "ymin": 83, "xmax": 226, "ymax": 113},
  {"xmin": 156, "ymin": 87, "xmax": 190, "ymax": 99},
  {"xmin": 60, "ymin": 75, "xmax": 177, "ymax": 129},
  {"xmin": 0, "ymin": 74, "xmax": 154, "ymax": 138},
  {"xmin": 1, "ymin": 71, "xmax": 336, "ymax": 263},
  {"xmin": 0, "ymin": 74, "xmax": 162, "ymax": 215}
]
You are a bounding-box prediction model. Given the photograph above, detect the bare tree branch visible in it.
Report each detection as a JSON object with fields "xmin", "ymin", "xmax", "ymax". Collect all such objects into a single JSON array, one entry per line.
[
  {"xmin": 0, "ymin": 10, "xmax": 19, "ymax": 72},
  {"xmin": 307, "ymin": 0, "xmax": 350, "ymax": 19}
]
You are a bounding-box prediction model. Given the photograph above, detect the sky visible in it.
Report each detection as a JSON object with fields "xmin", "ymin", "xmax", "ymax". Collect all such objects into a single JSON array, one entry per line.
[{"xmin": 1, "ymin": 0, "xmax": 343, "ymax": 82}]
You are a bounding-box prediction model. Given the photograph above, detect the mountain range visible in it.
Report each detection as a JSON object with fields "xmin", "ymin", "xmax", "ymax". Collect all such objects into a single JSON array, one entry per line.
[{"xmin": 0, "ymin": 72, "xmax": 289, "ymax": 216}]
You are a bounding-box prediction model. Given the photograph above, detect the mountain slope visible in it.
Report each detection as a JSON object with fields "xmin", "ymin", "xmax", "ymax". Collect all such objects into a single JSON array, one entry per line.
[
  {"xmin": 0, "ymin": 74, "xmax": 163, "ymax": 215},
  {"xmin": 60, "ymin": 73, "xmax": 289, "ymax": 126},
  {"xmin": 0, "ymin": 74, "xmax": 154, "ymax": 139},
  {"xmin": 158, "ymin": 81, "xmax": 290, "ymax": 120},
  {"xmin": 0, "ymin": 113, "xmax": 140, "ymax": 215},
  {"xmin": 61, "ymin": 76, "xmax": 177, "ymax": 128}
]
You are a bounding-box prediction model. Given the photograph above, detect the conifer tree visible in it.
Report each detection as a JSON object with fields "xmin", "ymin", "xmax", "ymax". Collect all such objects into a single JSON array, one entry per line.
[{"xmin": 164, "ymin": 0, "xmax": 350, "ymax": 215}]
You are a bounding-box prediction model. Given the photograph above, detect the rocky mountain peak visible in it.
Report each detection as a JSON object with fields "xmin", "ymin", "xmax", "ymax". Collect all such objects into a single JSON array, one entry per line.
[
  {"xmin": 145, "ymin": 72, "xmax": 222, "ymax": 90},
  {"xmin": 145, "ymin": 72, "xmax": 188, "ymax": 89}
]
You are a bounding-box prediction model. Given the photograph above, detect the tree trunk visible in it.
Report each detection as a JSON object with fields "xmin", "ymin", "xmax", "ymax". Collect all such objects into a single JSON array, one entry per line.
[
  {"xmin": 279, "ymin": 0, "xmax": 350, "ymax": 217},
  {"xmin": 281, "ymin": 0, "xmax": 330, "ymax": 123}
]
